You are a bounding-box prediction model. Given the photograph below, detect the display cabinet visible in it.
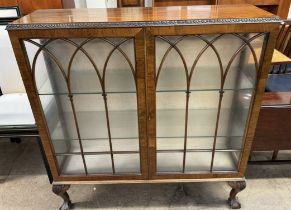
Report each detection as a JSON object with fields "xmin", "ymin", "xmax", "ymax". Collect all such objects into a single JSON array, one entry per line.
[{"xmin": 7, "ymin": 5, "xmax": 280, "ymax": 209}]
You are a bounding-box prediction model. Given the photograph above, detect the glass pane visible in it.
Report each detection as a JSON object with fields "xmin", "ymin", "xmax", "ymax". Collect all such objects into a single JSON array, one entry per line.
[
  {"xmin": 213, "ymin": 152, "xmax": 240, "ymax": 171},
  {"xmin": 218, "ymin": 89, "xmax": 254, "ymax": 139},
  {"xmin": 107, "ymin": 93, "xmax": 139, "ymax": 139},
  {"xmin": 114, "ymin": 154, "xmax": 140, "ymax": 173},
  {"xmin": 26, "ymin": 38, "xmax": 136, "ymax": 95},
  {"xmin": 155, "ymin": 36, "xmax": 188, "ymax": 92},
  {"xmin": 42, "ymin": 93, "xmax": 140, "ymax": 150},
  {"xmin": 85, "ymin": 155, "xmax": 112, "ymax": 174},
  {"xmin": 187, "ymin": 137, "xmax": 243, "ymax": 150},
  {"xmin": 24, "ymin": 39, "xmax": 41, "ymax": 67},
  {"xmin": 57, "ymin": 155, "xmax": 85, "ymax": 175},
  {"xmin": 189, "ymin": 43, "xmax": 222, "ymax": 91},
  {"xmin": 39, "ymin": 95, "xmax": 78, "ymax": 142},
  {"xmin": 157, "ymin": 152, "xmax": 183, "ymax": 172},
  {"xmin": 73, "ymin": 94, "xmax": 107, "ymax": 139},
  {"xmin": 104, "ymin": 39, "xmax": 136, "ymax": 93},
  {"xmin": 185, "ymin": 152, "xmax": 212, "ymax": 172},
  {"xmin": 53, "ymin": 140, "xmax": 79, "ymax": 153},
  {"xmin": 157, "ymin": 138, "xmax": 184, "ymax": 151},
  {"xmin": 112, "ymin": 138, "xmax": 139, "ymax": 151},
  {"xmin": 53, "ymin": 139, "xmax": 110, "ymax": 153},
  {"xmin": 212, "ymin": 34, "xmax": 244, "ymax": 73},
  {"xmin": 156, "ymin": 92, "xmax": 185, "ymax": 138},
  {"xmin": 188, "ymin": 91, "xmax": 219, "ymax": 137}
]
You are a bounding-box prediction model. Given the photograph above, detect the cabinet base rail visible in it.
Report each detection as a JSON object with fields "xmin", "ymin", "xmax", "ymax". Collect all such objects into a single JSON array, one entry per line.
[{"xmin": 52, "ymin": 180, "xmax": 246, "ymax": 209}]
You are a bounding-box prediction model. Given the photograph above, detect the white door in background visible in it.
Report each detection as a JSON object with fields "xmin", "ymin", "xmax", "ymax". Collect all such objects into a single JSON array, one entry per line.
[
  {"xmin": 74, "ymin": 0, "xmax": 117, "ymax": 8},
  {"xmin": 86, "ymin": 0, "xmax": 117, "ymax": 8},
  {"xmin": 74, "ymin": 0, "xmax": 151, "ymax": 8}
]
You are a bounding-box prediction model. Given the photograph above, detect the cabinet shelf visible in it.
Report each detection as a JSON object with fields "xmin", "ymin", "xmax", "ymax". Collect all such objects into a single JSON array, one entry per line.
[
  {"xmin": 157, "ymin": 150, "xmax": 239, "ymax": 172},
  {"xmin": 46, "ymin": 108, "xmax": 247, "ymax": 141},
  {"xmin": 55, "ymin": 149, "xmax": 239, "ymax": 175},
  {"xmin": 38, "ymin": 87, "xmax": 253, "ymax": 96},
  {"xmin": 56, "ymin": 153, "xmax": 141, "ymax": 175},
  {"xmin": 157, "ymin": 109, "xmax": 248, "ymax": 137},
  {"xmin": 48, "ymin": 110, "xmax": 139, "ymax": 140},
  {"xmin": 55, "ymin": 149, "xmax": 241, "ymax": 156}
]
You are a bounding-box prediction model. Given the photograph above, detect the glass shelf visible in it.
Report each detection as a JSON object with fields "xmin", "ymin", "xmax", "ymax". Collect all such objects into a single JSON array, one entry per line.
[
  {"xmin": 45, "ymin": 108, "xmax": 247, "ymax": 142},
  {"xmin": 157, "ymin": 136, "xmax": 244, "ymax": 151},
  {"xmin": 37, "ymin": 88, "xmax": 253, "ymax": 96},
  {"xmin": 157, "ymin": 150, "xmax": 239, "ymax": 172},
  {"xmin": 157, "ymin": 108, "xmax": 249, "ymax": 137},
  {"xmin": 49, "ymin": 110, "xmax": 139, "ymax": 140},
  {"xmin": 56, "ymin": 153, "xmax": 141, "ymax": 175},
  {"xmin": 53, "ymin": 138, "xmax": 140, "ymax": 154}
]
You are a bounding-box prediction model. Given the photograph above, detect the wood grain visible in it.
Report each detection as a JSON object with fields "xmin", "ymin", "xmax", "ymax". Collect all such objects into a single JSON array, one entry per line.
[
  {"xmin": 218, "ymin": 0, "xmax": 291, "ymax": 19},
  {"xmin": 271, "ymin": 49, "xmax": 291, "ymax": 65},
  {"xmin": 10, "ymin": 5, "xmax": 276, "ymax": 26},
  {"xmin": 277, "ymin": 0, "xmax": 291, "ymax": 19},
  {"xmin": 261, "ymin": 92, "xmax": 291, "ymax": 106},
  {"xmin": 18, "ymin": 0, "xmax": 62, "ymax": 15},
  {"xmin": 252, "ymin": 92, "xmax": 291, "ymax": 151},
  {"xmin": 118, "ymin": 0, "xmax": 144, "ymax": 7},
  {"xmin": 154, "ymin": 0, "xmax": 210, "ymax": 6},
  {"xmin": 0, "ymin": 0, "xmax": 18, "ymax": 6},
  {"xmin": 8, "ymin": 5, "xmax": 279, "ymax": 183},
  {"xmin": 218, "ymin": 0, "xmax": 279, "ymax": 5},
  {"xmin": 0, "ymin": 0, "xmax": 63, "ymax": 15}
]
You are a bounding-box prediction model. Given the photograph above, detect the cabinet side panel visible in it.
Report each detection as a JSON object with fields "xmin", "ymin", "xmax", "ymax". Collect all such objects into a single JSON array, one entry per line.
[
  {"xmin": 238, "ymin": 28, "xmax": 280, "ymax": 174},
  {"xmin": 8, "ymin": 33, "xmax": 60, "ymax": 179}
]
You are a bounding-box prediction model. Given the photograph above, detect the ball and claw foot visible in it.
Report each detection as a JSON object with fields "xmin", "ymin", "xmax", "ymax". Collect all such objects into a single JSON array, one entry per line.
[
  {"xmin": 52, "ymin": 185, "xmax": 72, "ymax": 210},
  {"xmin": 227, "ymin": 181, "xmax": 246, "ymax": 209},
  {"xmin": 228, "ymin": 197, "xmax": 241, "ymax": 209}
]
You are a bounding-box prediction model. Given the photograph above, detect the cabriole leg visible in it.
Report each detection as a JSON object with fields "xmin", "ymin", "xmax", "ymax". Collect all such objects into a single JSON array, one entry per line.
[
  {"xmin": 52, "ymin": 185, "xmax": 72, "ymax": 210},
  {"xmin": 227, "ymin": 181, "xmax": 246, "ymax": 209}
]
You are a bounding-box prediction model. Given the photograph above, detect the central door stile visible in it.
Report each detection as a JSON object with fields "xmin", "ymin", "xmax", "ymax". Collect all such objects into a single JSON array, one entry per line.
[{"xmin": 135, "ymin": 28, "xmax": 149, "ymax": 179}]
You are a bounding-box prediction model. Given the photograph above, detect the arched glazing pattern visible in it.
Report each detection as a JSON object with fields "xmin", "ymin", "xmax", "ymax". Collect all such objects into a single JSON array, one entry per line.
[
  {"xmin": 155, "ymin": 33, "xmax": 266, "ymax": 173},
  {"xmin": 24, "ymin": 37, "xmax": 140, "ymax": 175}
]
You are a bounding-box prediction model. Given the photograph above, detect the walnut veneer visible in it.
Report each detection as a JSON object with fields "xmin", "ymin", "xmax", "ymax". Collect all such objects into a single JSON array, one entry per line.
[{"xmin": 7, "ymin": 5, "xmax": 280, "ymax": 209}]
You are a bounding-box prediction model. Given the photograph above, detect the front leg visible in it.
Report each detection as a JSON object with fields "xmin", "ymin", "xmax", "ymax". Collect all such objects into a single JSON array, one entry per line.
[
  {"xmin": 227, "ymin": 181, "xmax": 246, "ymax": 209},
  {"xmin": 52, "ymin": 185, "xmax": 72, "ymax": 210}
]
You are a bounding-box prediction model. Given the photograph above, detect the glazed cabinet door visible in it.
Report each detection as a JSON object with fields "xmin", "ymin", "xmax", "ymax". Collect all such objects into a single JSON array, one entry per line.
[
  {"xmin": 14, "ymin": 28, "xmax": 148, "ymax": 181},
  {"xmin": 146, "ymin": 27, "xmax": 268, "ymax": 179}
]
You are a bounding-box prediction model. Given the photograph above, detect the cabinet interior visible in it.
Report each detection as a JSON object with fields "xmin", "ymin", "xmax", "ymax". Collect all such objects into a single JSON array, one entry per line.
[{"xmin": 23, "ymin": 32, "xmax": 265, "ymax": 176}]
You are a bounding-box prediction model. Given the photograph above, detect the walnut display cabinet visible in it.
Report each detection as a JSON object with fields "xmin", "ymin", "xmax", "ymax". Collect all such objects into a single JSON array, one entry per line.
[{"xmin": 7, "ymin": 5, "xmax": 280, "ymax": 209}]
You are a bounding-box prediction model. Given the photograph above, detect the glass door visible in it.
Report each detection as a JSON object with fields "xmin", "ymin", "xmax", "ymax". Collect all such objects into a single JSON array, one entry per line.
[
  {"xmin": 23, "ymin": 34, "xmax": 147, "ymax": 178},
  {"xmin": 151, "ymin": 33, "xmax": 266, "ymax": 176}
]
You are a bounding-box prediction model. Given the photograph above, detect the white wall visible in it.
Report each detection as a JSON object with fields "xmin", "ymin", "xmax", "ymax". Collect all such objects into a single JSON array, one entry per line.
[{"xmin": 0, "ymin": 26, "xmax": 25, "ymax": 93}]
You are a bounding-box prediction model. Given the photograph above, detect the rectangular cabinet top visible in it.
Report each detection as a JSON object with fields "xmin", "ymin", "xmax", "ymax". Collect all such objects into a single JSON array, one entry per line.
[{"xmin": 7, "ymin": 4, "xmax": 280, "ymax": 30}]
